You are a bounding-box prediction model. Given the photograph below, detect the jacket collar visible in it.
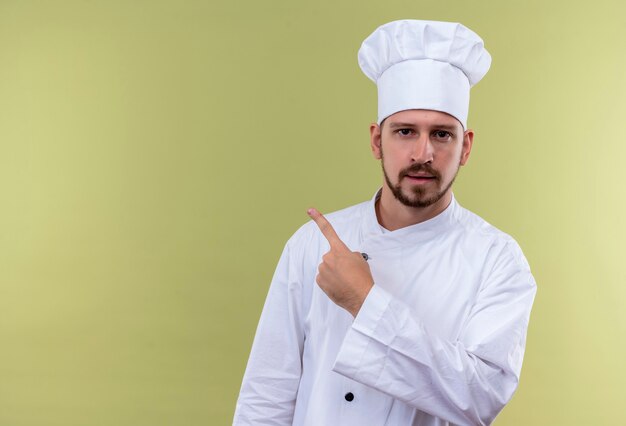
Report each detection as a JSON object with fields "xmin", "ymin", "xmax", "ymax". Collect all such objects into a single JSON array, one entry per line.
[{"xmin": 360, "ymin": 188, "xmax": 459, "ymax": 247}]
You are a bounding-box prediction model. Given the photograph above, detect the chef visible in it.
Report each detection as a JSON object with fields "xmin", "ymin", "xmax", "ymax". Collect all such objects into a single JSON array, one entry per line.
[{"xmin": 233, "ymin": 19, "xmax": 536, "ymax": 426}]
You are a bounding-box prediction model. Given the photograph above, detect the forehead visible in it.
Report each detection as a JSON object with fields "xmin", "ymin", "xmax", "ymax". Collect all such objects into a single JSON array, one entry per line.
[{"xmin": 384, "ymin": 109, "xmax": 462, "ymax": 129}]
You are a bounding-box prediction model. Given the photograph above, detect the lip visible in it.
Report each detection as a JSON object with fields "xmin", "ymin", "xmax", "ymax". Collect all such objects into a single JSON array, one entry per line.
[
  {"xmin": 404, "ymin": 175, "xmax": 436, "ymax": 184},
  {"xmin": 407, "ymin": 174, "xmax": 434, "ymax": 178}
]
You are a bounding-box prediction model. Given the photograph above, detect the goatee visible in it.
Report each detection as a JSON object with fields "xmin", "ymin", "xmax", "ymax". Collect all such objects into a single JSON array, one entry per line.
[{"xmin": 381, "ymin": 159, "xmax": 458, "ymax": 208}]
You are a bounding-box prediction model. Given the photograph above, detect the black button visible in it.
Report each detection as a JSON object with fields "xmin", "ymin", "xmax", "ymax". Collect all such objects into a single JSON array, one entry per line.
[
  {"xmin": 344, "ymin": 392, "xmax": 354, "ymax": 402},
  {"xmin": 361, "ymin": 252, "xmax": 369, "ymax": 261}
]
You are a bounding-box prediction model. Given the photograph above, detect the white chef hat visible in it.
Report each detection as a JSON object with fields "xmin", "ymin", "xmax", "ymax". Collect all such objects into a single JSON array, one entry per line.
[{"xmin": 358, "ymin": 19, "xmax": 491, "ymax": 129}]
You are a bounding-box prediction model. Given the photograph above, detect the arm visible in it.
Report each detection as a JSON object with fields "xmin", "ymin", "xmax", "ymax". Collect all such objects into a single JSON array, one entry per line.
[
  {"xmin": 233, "ymin": 235, "xmax": 309, "ymax": 425},
  {"xmin": 332, "ymin": 241, "xmax": 536, "ymax": 425}
]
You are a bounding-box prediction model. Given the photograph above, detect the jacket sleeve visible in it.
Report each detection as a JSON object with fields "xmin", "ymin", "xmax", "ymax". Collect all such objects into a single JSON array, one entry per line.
[
  {"xmin": 233, "ymin": 231, "xmax": 310, "ymax": 425},
  {"xmin": 332, "ymin": 239, "xmax": 537, "ymax": 426}
]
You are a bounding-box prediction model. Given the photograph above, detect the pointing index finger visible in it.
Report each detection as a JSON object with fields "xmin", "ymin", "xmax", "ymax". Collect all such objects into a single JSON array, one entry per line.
[{"xmin": 307, "ymin": 208, "xmax": 346, "ymax": 249}]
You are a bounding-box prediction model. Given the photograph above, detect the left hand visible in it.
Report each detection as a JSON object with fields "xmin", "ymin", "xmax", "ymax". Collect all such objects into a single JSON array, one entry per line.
[{"xmin": 307, "ymin": 208, "xmax": 374, "ymax": 317}]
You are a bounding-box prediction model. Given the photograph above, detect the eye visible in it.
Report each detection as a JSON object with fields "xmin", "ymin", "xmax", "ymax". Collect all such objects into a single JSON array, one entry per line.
[
  {"xmin": 396, "ymin": 128, "xmax": 414, "ymax": 136},
  {"xmin": 433, "ymin": 130, "xmax": 452, "ymax": 140}
]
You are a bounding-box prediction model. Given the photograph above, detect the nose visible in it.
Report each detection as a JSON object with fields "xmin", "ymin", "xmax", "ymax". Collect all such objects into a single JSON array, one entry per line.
[{"xmin": 410, "ymin": 134, "xmax": 434, "ymax": 164}]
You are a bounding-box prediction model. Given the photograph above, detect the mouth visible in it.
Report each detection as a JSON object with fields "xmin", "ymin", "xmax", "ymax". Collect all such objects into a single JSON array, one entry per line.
[{"xmin": 405, "ymin": 174, "xmax": 437, "ymax": 183}]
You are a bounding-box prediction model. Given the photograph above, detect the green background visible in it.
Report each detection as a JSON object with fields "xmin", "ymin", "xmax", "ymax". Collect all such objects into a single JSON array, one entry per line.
[{"xmin": 1, "ymin": 0, "xmax": 624, "ymax": 424}]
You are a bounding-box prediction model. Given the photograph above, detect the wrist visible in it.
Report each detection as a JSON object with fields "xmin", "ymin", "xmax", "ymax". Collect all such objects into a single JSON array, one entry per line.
[{"xmin": 347, "ymin": 281, "xmax": 374, "ymax": 317}]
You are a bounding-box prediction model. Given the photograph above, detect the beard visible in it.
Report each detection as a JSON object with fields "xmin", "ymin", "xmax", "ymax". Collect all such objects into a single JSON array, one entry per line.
[{"xmin": 381, "ymin": 148, "xmax": 460, "ymax": 208}]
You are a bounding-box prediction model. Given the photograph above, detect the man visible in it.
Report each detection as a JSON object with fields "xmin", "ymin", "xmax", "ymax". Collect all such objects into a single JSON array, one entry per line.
[{"xmin": 233, "ymin": 19, "xmax": 536, "ymax": 426}]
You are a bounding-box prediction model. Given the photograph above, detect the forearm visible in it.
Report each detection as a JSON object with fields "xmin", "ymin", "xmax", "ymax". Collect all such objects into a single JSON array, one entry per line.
[
  {"xmin": 233, "ymin": 239, "xmax": 307, "ymax": 425},
  {"xmin": 333, "ymin": 285, "xmax": 532, "ymax": 425}
]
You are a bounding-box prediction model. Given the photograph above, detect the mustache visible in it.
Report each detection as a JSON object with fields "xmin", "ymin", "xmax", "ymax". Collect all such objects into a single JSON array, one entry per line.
[{"xmin": 399, "ymin": 163, "xmax": 441, "ymax": 180}]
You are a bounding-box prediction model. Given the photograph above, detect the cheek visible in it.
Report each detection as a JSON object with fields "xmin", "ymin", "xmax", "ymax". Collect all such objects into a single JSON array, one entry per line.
[
  {"xmin": 434, "ymin": 149, "xmax": 462, "ymax": 172},
  {"xmin": 381, "ymin": 150, "xmax": 404, "ymax": 172},
  {"xmin": 382, "ymin": 140, "xmax": 410, "ymax": 160}
]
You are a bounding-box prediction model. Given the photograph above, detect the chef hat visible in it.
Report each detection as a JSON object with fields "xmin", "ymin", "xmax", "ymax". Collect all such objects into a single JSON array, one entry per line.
[{"xmin": 358, "ymin": 19, "xmax": 491, "ymax": 129}]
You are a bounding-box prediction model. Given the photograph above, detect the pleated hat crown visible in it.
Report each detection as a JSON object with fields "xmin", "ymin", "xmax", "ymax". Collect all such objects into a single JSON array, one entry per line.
[{"xmin": 358, "ymin": 19, "xmax": 491, "ymax": 129}]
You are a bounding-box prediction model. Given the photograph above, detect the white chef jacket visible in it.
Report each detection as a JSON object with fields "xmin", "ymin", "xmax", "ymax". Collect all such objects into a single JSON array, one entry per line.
[{"xmin": 233, "ymin": 191, "xmax": 536, "ymax": 426}]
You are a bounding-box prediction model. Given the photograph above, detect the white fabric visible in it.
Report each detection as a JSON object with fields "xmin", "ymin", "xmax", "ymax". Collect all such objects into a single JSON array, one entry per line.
[
  {"xmin": 233, "ymin": 191, "xmax": 536, "ymax": 426},
  {"xmin": 358, "ymin": 20, "xmax": 492, "ymax": 128}
]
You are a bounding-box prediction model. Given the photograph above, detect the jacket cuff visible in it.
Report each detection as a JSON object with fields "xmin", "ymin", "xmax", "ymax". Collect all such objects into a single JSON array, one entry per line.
[{"xmin": 332, "ymin": 285, "xmax": 393, "ymax": 381}]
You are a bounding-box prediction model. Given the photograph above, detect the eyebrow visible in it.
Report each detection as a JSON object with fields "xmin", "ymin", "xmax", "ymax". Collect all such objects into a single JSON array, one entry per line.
[{"xmin": 387, "ymin": 122, "xmax": 458, "ymax": 131}]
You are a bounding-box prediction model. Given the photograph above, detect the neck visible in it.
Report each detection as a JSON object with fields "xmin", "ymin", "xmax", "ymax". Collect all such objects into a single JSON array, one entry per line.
[{"xmin": 375, "ymin": 186, "xmax": 452, "ymax": 231}]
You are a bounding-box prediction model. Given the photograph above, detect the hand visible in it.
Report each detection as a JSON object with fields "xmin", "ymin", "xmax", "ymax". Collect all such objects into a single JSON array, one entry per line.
[{"xmin": 307, "ymin": 208, "xmax": 374, "ymax": 317}]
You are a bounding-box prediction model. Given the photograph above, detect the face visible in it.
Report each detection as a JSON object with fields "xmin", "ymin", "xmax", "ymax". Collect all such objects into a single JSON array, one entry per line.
[{"xmin": 370, "ymin": 109, "xmax": 474, "ymax": 209}]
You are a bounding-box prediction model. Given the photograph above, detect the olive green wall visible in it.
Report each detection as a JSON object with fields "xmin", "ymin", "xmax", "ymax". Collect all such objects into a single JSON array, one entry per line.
[{"xmin": 1, "ymin": 1, "xmax": 624, "ymax": 424}]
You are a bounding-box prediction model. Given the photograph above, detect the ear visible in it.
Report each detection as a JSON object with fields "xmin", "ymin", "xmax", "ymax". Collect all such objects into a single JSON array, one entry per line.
[
  {"xmin": 370, "ymin": 123, "xmax": 382, "ymax": 160},
  {"xmin": 460, "ymin": 129, "xmax": 474, "ymax": 166}
]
